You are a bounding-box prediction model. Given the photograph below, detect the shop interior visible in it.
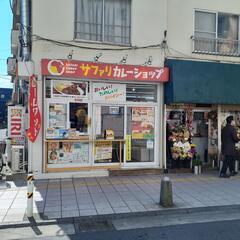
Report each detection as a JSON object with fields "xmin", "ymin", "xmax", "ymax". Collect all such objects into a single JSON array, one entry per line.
[{"xmin": 166, "ymin": 105, "xmax": 218, "ymax": 169}]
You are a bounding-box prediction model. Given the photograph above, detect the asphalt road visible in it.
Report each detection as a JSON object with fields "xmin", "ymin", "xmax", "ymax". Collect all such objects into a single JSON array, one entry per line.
[{"xmin": 18, "ymin": 219, "xmax": 240, "ymax": 240}]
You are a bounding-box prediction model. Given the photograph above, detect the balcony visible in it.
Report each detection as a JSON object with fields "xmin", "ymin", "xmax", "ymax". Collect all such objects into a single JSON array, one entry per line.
[{"xmin": 192, "ymin": 36, "xmax": 240, "ymax": 57}]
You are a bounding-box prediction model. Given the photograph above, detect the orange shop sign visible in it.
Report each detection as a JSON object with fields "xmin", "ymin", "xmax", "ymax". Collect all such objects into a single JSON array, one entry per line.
[{"xmin": 41, "ymin": 59, "xmax": 169, "ymax": 82}]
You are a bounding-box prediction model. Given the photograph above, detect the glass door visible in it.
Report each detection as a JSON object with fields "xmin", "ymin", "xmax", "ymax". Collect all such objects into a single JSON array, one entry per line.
[
  {"xmin": 126, "ymin": 106, "xmax": 155, "ymax": 163},
  {"xmin": 93, "ymin": 105, "xmax": 124, "ymax": 164}
]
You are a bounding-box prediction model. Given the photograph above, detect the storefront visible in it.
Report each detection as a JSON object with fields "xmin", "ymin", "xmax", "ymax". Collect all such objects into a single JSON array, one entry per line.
[
  {"xmin": 164, "ymin": 59, "xmax": 240, "ymax": 170},
  {"xmin": 40, "ymin": 59, "xmax": 169, "ymax": 173}
]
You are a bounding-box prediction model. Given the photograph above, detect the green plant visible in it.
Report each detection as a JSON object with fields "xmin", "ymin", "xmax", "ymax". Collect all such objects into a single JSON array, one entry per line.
[{"xmin": 192, "ymin": 155, "xmax": 202, "ymax": 166}]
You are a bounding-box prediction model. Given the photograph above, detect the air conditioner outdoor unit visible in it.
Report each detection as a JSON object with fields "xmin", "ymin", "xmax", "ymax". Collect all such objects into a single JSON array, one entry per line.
[
  {"xmin": 11, "ymin": 29, "xmax": 19, "ymax": 56},
  {"xmin": 7, "ymin": 57, "xmax": 17, "ymax": 76},
  {"xmin": 11, "ymin": 145, "xmax": 26, "ymax": 173}
]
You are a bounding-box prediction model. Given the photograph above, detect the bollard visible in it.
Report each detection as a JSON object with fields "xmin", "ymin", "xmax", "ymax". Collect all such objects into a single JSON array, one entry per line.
[
  {"xmin": 159, "ymin": 176, "xmax": 173, "ymax": 207},
  {"xmin": 27, "ymin": 173, "xmax": 34, "ymax": 217}
]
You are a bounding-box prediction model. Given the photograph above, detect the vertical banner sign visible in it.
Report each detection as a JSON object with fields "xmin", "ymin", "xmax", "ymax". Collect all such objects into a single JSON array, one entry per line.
[
  {"xmin": 126, "ymin": 135, "xmax": 132, "ymax": 161},
  {"xmin": 27, "ymin": 75, "xmax": 41, "ymax": 142},
  {"xmin": 8, "ymin": 106, "xmax": 25, "ymax": 145}
]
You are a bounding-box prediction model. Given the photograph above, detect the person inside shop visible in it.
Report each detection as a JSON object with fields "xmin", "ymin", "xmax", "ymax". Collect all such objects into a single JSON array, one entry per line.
[
  {"xmin": 74, "ymin": 107, "xmax": 88, "ymax": 133},
  {"xmin": 220, "ymin": 115, "xmax": 240, "ymax": 178}
]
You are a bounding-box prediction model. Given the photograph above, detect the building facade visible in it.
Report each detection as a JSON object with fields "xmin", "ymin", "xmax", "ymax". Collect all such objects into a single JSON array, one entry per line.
[{"xmin": 8, "ymin": 0, "xmax": 240, "ymax": 177}]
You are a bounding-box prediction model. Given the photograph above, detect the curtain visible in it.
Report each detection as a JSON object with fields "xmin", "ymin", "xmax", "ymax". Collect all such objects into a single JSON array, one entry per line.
[
  {"xmin": 75, "ymin": 0, "xmax": 103, "ymax": 41},
  {"xmin": 104, "ymin": 0, "xmax": 131, "ymax": 44}
]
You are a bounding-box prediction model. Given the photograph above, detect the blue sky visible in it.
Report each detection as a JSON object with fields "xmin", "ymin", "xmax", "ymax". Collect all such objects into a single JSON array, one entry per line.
[{"xmin": 0, "ymin": 0, "xmax": 13, "ymax": 88}]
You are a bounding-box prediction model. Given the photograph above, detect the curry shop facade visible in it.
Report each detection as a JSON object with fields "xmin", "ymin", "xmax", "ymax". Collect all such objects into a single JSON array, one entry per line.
[{"xmin": 36, "ymin": 59, "xmax": 169, "ymax": 175}]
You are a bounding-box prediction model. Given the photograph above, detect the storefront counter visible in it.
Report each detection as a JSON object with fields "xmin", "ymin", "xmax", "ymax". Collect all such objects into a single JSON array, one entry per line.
[{"xmin": 45, "ymin": 139, "xmax": 125, "ymax": 173}]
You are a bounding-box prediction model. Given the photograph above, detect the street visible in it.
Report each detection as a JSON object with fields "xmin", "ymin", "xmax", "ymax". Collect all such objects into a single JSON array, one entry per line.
[{"xmin": 15, "ymin": 219, "xmax": 240, "ymax": 240}]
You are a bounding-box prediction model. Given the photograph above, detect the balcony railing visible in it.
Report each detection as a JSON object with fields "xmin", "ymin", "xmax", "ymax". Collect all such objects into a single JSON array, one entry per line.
[{"xmin": 192, "ymin": 36, "xmax": 240, "ymax": 57}]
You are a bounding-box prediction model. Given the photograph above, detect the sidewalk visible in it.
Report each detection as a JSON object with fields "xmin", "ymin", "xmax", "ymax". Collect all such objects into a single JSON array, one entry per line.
[{"xmin": 1, "ymin": 171, "xmax": 240, "ymax": 224}]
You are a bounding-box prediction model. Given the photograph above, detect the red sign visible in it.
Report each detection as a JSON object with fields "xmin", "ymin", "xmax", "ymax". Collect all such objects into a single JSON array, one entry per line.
[
  {"xmin": 27, "ymin": 75, "xmax": 41, "ymax": 142},
  {"xmin": 41, "ymin": 59, "xmax": 169, "ymax": 82}
]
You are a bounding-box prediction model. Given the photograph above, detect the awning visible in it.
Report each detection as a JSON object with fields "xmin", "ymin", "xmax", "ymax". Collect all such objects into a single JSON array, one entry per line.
[{"xmin": 164, "ymin": 59, "xmax": 240, "ymax": 104}]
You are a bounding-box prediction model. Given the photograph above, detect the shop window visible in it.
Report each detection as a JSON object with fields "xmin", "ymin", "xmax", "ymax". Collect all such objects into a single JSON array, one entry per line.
[
  {"xmin": 126, "ymin": 84, "xmax": 157, "ymax": 102},
  {"xmin": 94, "ymin": 105, "xmax": 124, "ymax": 164},
  {"xmin": 126, "ymin": 106, "xmax": 155, "ymax": 163},
  {"xmin": 45, "ymin": 80, "xmax": 51, "ymax": 98},
  {"xmin": 69, "ymin": 103, "xmax": 88, "ymax": 134},
  {"xmin": 75, "ymin": 0, "xmax": 131, "ymax": 45}
]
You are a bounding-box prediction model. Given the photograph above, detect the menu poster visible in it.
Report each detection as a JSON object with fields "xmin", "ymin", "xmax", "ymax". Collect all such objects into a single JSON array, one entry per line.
[
  {"xmin": 49, "ymin": 103, "xmax": 67, "ymax": 129},
  {"xmin": 131, "ymin": 107, "xmax": 155, "ymax": 139},
  {"xmin": 48, "ymin": 142, "xmax": 89, "ymax": 164},
  {"xmin": 126, "ymin": 135, "xmax": 132, "ymax": 161},
  {"xmin": 52, "ymin": 80, "xmax": 88, "ymax": 99},
  {"xmin": 94, "ymin": 141, "xmax": 112, "ymax": 163}
]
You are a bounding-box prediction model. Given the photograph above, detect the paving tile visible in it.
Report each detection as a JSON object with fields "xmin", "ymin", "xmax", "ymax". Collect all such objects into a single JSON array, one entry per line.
[
  {"xmin": 78, "ymin": 204, "xmax": 95, "ymax": 210},
  {"xmin": 61, "ymin": 205, "xmax": 78, "ymax": 211},
  {"xmin": 44, "ymin": 205, "xmax": 61, "ymax": 212},
  {"xmin": 80, "ymin": 209, "xmax": 97, "ymax": 216},
  {"xmin": 43, "ymin": 211, "xmax": 61, "ymax": 219},
  {"xmin": 3, "ymin": 213, "xmax": 25, "ymax": 222},
  {"xmin": 113, "ymin": 207, "xmax": 131, "ymax": 213},
  {"xmin": 62, "ymin": 210, "xmax": 80, "ymax": 218},
  {"xmin": 96, "ymin": 207, "xmax": 114, "ymax": 215}
]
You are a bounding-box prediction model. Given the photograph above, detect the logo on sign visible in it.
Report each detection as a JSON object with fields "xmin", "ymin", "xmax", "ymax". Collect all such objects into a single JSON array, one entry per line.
[
  {"xmin": 10, "ymin": 109, "xmax": 22, "ymax": 136},
  {"xmin": 47, "ymin": 60, "xmax": 65, "ymax": 76}
]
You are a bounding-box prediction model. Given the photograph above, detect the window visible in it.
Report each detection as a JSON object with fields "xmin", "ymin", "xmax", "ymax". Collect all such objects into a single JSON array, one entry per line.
[
  {"xmin": 194, "ymin": 11, "xmax": 240, "ymax": 55},
  {"xmin": 75, "ymin": 0, "xmax": 131, "ymax": 45}
]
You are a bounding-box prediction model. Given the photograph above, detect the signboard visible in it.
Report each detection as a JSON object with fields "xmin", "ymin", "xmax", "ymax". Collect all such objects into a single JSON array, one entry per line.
[
  {"xmin": 94, "ymin": 141, "xmax": 112, "ymax": 162},
  {"xmin": 126, "ymin": 135, "xmax": 132, "ymax": 161},
  {"xmin": 41, "ymin": 59, "xmax": 169, "ymax": 82},
  {"xmin": 52, "ymin": 80, "xmax": 88, "ymax": 100},
  {"xmin": 8, "ymin": 106, "xmax": 25, "ymax": 145},
  {"xmin": 27, "ymin": 75, "xmax": 41, "ymax": 142},
  {"xmin": 93, "ymin": 83, "xmax": 126, "ymax": 102},
  {"xmin": 132, "ymin": 107, "xmax": 155, "ymax": 139}
]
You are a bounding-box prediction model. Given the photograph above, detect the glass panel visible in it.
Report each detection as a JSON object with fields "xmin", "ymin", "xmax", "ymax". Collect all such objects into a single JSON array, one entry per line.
[
  {"xmin": 126, "ymin": 84, "xmax": 157, "ymax": 102},
  {"xmin": 69, "ymin": 103, "xmax": 88, "ymax": 134},
  {"xmin": 75, "ymin": 0, "xmax": 103, "ymax": 41},
  {"xmin": 94, "ymin": 105, "xmax": 124, "ymax": 164},
  {"xmin": 195, "ymin": 11, "xmax": 216, "ymax": 34},
  {"xmin": 104, "ymin": 0, "xmax": 131, "ymax": 44},
  {"xmin": 47, "ymin": 141, "xmax": 89, "ymax": 165},
  {"xmin": 45, "ymin": 80, "xmax": 51, "ymax": 98},
  {"xmin": 127, "ymin": 107, "xmax": 155, "ymax": 163}
]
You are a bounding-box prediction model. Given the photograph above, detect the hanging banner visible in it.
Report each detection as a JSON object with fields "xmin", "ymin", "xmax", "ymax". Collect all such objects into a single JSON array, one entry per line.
[
  {"xmin": 27, "ymin": 75, "xmax": 41, "ymax": 142},
  {"xmin": 93, "ymin": 83, "xmax": 126, "ymax": 102},
  {"xmin": 132, "ymin": 107, "xmax": 155, "ymax": 139},
  {"xmin": 41, "ymin": 59, "xmax": 169, "ymax": 82},
  {"xmin": 8, "ymin": 106, "xmax": 25, "ymax": 145}
]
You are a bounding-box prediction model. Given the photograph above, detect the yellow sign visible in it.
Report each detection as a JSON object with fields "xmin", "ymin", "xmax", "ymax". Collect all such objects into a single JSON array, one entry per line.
[
  {"xmin": 126, "ymin": 135, "xmax": 131, "ymax": 161},
  {"xmin": 94, "ymin": 141, "xmax": 112, "ymax": 162}
]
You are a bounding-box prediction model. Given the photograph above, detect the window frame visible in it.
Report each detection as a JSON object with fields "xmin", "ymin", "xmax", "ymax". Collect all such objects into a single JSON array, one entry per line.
[
  {"xmin": 74, "ymin": 0, "xmax": 132, "ymax": 46},
  {"xmin": 193, "ymin": 9, "xmax": 240, "ymax": 54}
]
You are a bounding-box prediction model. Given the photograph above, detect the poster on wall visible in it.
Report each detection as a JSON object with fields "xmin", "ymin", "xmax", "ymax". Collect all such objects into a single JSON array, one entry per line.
[
  {"xmin": 93, "ymin": 83, "xmax": 126, "ymax": 102},
  {"xmin": 48, "ymin": 142, "xmax": 89, "ymax": 164},
  {"xmin": 52, "ymin": 80, "xmax": 88, "ymax": 100},
  {"xmin": 48, "ymin": 103, "xmax": 67, "ymax": 129},
  {"xmin": 94, "ymin": 141, "xmax": 112, "ymax": 163},
  {"xmin": 131, "ymin": 107, "xmax": 154, "ymax": 139},
  {"xmin": 126, "ymin": 135, "xmax": 132, "ymax": 161},
  {"xmin": 8, "ymin": 106, "xmax": 25, "ymax": 145}
]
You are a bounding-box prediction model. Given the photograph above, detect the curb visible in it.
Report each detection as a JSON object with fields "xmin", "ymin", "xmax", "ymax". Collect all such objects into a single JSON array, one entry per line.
[{"xmin": 0, "ymin": 204, "xmax": 240, "ymax": 229}]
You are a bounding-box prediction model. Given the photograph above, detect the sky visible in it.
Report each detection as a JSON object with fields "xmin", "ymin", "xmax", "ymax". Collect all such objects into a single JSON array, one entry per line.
[{"xmin": 0, "ymin": 0, "xmax": 13, "ymax": 88}]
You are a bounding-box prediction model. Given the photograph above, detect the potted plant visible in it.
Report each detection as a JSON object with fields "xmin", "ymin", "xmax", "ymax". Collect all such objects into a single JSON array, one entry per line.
[{"xmin": 192, "ymin": 155, "xmax": 202, "ymax": 175}]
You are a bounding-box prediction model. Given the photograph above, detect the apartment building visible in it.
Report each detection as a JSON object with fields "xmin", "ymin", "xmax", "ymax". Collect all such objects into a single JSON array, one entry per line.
[{"xmin": 8, "ymin": 0, "xmax": 240, "ymax": 177}]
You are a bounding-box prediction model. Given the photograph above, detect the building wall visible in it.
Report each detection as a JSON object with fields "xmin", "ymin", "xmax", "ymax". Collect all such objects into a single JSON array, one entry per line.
[
  {"xmin": 0, "ymin": 88, "xmax": 12, "ymax": 129},
  {"xmin": 167, "ymin": 0, "xmax": 240, "ymax": 62},
  {"xmin": 30, "ymin": 0, "xmax": 167, "ymax": 173}
]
